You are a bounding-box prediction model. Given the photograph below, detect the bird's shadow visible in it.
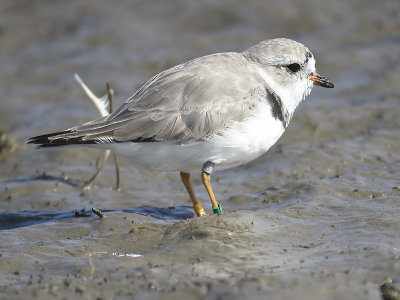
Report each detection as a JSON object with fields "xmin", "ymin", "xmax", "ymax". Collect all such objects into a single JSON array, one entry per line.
[
  {"xmin": 0, "ymin": 206, "xmax": 195, "ymax": 231},
  {"xmin": 8, "ymin": 173, "xmax": 79, "ymax": 187},
  {"xmin": 4, "ymin": 172, "xmax": 195, "ymax": 230}
]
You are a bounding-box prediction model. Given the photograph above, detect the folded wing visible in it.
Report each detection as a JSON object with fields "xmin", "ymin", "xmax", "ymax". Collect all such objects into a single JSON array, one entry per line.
[{"xmin": 30, "ymin": 52, "xmax": 266, "ymax": 147}]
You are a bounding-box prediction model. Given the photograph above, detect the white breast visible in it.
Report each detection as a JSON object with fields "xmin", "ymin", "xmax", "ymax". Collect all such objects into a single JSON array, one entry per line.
[
  {"xmin": 107, "ymin": 99, "xmax": 286, "ymax": 172},
  {"xmin": 203, "ymin": 98, "xmax": 286, "ymax": 170}
]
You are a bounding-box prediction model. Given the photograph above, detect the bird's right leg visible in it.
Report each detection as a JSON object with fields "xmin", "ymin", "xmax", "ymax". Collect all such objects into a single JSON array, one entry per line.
[
  {"xmin": 201, "ymin": 162, "xmax": 222, "ymax": 214},
  {"xmin": 180, "ymin": 171, "xmax": 206, "ymax": 216}
]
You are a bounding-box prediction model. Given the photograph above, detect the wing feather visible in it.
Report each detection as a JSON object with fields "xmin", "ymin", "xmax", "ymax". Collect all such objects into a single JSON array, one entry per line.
[{"xmin": 74, "ymin": 52, "xmax": 266, "ymax": 143}]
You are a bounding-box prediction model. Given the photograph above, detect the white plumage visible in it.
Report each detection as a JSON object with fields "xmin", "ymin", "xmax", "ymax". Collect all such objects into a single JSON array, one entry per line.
[{"xmin": 105, "ymin": 98, "xmax": 285, "ymax": 172}]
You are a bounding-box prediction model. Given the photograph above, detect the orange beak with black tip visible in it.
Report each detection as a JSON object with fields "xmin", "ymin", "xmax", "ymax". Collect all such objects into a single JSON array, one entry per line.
[{"xmin": 310, "ymin": 71, "xmax": 334, "ymax": 88}]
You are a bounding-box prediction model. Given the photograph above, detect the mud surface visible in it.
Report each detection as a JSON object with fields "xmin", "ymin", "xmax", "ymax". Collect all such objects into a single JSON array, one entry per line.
[{"xmin": 1, "ymin": 0, "xmax": 400, "ymax": 299}]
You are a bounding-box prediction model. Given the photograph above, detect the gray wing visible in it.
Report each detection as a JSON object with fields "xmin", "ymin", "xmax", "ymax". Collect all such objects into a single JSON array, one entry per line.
[{"xmin": 72, "ymin": 52, "xmax": 266, "ymax": 143}]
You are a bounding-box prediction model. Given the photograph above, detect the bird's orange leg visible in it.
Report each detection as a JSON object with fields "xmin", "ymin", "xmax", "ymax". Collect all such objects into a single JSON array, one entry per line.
[
  {"xmin": 180, "ymin": 171, "xmax": 206, "ymax": 217},
  {"xmin": 201, "ymin": 162, "xmax": 222, "ymax": 214}
]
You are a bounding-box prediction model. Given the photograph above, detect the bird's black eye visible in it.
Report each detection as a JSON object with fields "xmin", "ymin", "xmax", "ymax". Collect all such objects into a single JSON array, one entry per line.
[{"xmin": 286, "ymin": 63, "xmax": 301, "ymax": 73}]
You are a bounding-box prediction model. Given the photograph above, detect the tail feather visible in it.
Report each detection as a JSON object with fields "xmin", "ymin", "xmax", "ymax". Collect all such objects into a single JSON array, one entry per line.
[{"xmin": 28, "ymin": 130, "xmax": 97, "ymax": 148}]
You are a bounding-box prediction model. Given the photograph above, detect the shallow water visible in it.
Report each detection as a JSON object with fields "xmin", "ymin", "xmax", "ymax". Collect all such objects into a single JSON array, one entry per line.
[{"xmin": 1, "ymin": 0, "xmax": 400, "ymax": 299}]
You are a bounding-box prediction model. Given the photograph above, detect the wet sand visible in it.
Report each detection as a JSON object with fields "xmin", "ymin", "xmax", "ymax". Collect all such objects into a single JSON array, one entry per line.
[{"xmin": 1, "ymin": 0, "xmax": 400, "ymax": 299}]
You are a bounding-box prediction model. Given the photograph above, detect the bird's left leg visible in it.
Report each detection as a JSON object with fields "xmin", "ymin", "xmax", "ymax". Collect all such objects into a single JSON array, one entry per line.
[
  {"xmin": 180, "ymin": 171, "xmax": 206, "ymax": 216},
  {"xmin": 201, "ymin": 162, "xmax": 222, "ymax": 214}
]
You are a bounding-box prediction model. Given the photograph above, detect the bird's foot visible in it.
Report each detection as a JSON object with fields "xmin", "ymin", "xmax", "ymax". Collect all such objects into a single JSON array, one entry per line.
[{"xmin": 193, "ymin": 203, "xmax": 206, "ymax": 217}]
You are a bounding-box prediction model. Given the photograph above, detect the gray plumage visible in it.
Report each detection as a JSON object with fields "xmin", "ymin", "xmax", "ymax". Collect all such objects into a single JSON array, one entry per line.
[{"xmin": 86, "ymin": 52, "xmax": 266, "ymax": 142}]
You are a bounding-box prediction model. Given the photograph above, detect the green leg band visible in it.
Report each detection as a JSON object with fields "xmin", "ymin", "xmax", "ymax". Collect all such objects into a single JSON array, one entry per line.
[{"xmin": 212, "ymin": 204, "xmax": 222, "ymax": 214}]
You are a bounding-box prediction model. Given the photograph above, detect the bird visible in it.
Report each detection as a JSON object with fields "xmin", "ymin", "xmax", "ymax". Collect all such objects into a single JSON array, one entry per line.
[{"xmin": 29, "ymin": 38, "xmax": 334, "ymax": 217}]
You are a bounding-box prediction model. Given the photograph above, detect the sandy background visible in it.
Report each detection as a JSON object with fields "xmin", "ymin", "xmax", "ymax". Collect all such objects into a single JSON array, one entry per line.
[{"xmin": 1, "ymin": 0, "xmax": 400, "ymax": 299}]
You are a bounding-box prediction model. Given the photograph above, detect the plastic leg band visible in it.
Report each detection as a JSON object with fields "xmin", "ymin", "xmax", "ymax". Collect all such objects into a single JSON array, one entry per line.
[{"xmin": 212, "ymin": 204, "xmax": 222, "ymax": 214}]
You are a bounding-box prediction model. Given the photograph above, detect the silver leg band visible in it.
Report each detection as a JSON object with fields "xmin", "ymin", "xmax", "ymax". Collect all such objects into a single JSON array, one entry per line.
[{"xmin": 202, "ymin": 161, "xmax": 215, "ymax": 175}]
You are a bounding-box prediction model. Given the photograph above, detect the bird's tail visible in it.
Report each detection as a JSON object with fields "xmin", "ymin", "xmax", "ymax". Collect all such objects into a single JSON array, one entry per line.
[
  {"xmin": 29, "ymin": 74, "xmax": 115, "ymax": 148},
  {"xmin": 28, "ymin": 129, "xmax": 98, "ymax": 148}
]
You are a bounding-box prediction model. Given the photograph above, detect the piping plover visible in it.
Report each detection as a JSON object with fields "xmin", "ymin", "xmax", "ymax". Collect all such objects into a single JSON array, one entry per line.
[{"xmin": 29, "ymin": 38, "xmax": 334, "ymax": 216}]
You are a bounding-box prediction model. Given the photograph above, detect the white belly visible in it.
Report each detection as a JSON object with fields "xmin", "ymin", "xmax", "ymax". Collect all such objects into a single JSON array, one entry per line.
[{"xmin": 107, "ymin": 100, "xmax": 285, "ymax": 172}]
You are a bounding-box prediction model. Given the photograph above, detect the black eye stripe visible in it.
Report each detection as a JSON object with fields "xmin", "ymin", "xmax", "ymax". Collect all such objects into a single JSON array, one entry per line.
[{"xmin": 286, "ymin": 63, "xmax": 301, "ymax": 73}]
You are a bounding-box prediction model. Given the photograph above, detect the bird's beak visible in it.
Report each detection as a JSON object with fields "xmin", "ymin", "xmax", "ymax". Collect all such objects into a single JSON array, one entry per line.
[{"xmin": 310, "ymin": 71, "xmax": 334, "ymax": 88}]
